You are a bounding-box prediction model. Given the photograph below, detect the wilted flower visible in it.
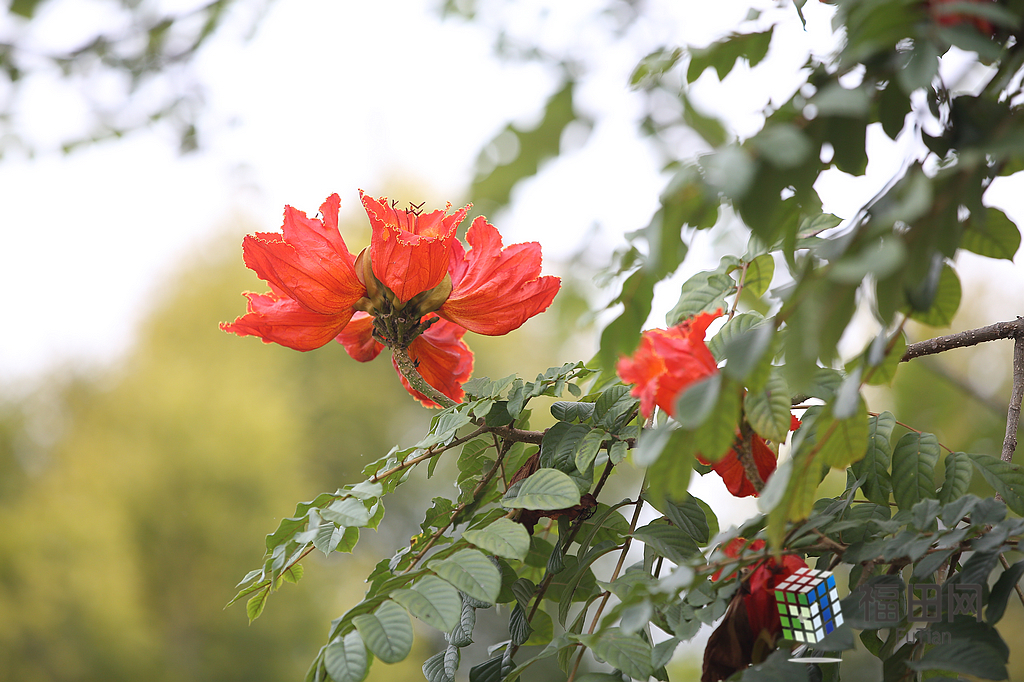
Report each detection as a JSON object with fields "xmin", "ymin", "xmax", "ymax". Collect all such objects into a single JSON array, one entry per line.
[
  {"xmin": 222, "ymin": 192, "xmax": 560, "ymax": 407},
  {"xmin": 703, "ymin": 538, "xmax": 807, "ymax": 682}
]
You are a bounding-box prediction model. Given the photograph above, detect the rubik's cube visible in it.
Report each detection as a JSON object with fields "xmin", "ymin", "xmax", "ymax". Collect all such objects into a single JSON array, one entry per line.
[{"xmin": 774, "ymin": 567, "xmax": 843, "ymax": 643}]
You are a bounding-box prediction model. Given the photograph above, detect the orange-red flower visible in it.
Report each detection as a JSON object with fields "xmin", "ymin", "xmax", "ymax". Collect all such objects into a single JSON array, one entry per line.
[
  {"xmin": 615, "ymin": 310, "xmax": 722, "ymax": 420},
  {"xmin": 222, "ymin": 192, "xmax": 560, "ymax": 407},
  {"xmin": 714, "ymin": 538, "xmax": 807, "ymax": 638},
  {"xmin": 336, "ymin": 312, "xmax": 473, "ymax": 408},
  {"xmin": 219, "ymin": 194, "xmax": 366, "ymax": 351},
  {"xmin": 616, "ymin": 311, "xmax": 801, "ymax": 497},
  {"xmin": 698, "ymin": 414, "xmax": 802, "ymax": 498}
]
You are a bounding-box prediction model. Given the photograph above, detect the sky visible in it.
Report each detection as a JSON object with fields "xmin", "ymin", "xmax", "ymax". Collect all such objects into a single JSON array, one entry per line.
[
  {"xmin": 0, "ymin": 0, "xmax": 833, "ymax": 386},
  {"xmin": 1, "ymin": 0, "xmax": 1022, "ymax": 401}
]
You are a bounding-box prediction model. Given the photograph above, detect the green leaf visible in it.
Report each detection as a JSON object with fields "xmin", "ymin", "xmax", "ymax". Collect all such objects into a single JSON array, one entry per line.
[
  {"xmin": 632, "ymin": 521, "xmax": 702, "ymax": 563},
  {"xmin": 593, "ymin": 384, "xmax": 639, "ymax": 431},
  {"xmin": 744, "ymin": 370, "xmax": 791, "ymax": 443},
  {"xmin": 815, "ymin": 398, "xmax": 869, "ymax": 468},
  {"xmin": 686, "ymin": 29, "xmax": 774, "ymax": 82},
  {"xmin": 661, "ymin": 495, "xmax": 711, "ymax": 545},
  {"xmin": 645, "ymin": 431, "xmax": 696, "ymax": 505},
  {"xmin": 463, "ymin": 518, "xmax": 530, "ymax": 561},
  {"xmin": 321, "ymin": 497, "xmax": 371, "ymax": 528},
  {"xmin": 939, "ymin": 451, "xmax": 973, "ymax": 505},
  {"xmin": 851, "ymin": 411, "xmax": 894, "ymax": 505},
  {"xmin": 575, "ymin": 428, "xmax": 608, "ymax": 473},
  {"xmin": 574, "ymin": 628, "xmax": 654, "ymax": 680},
  {"xmin": 987, "ymin": 560, "xmax": 1024, "ymax": 625},
  {"xmin": 968, "ymin": 453, "xmax": 1024, "ymax": 515},
  {"xmin": 428, "ymin": 549, "xmax": 501, "ymax": 604},
  {"xmin": 907, "ymin": 625, "xmax": 1008, "ymax": 680},
  {"xmin": 391, "ymin": 575, "xmax": 461, "ymax": 632},
  {"xmin": 666, "ymin": 272, "xmax": 734, "ymax": 325},
  {"xmin": 909, "ymin": 263, "xmax": 961, "ymax": 327},
  {"xmin": 540, "ymin": 421, "xmax": 591, "ymax": 471},
  {"xmin": 891, "ymin": 432, "xmax": 940, "ymax": 510},
  {"xmin": 503, "ymin": 468, "xmax": 582, "ymax": 510},
  {"xmin": 245, "ymin": 584, "xmax": 271, "ymax": 623},
  {"xmin": 352, "ymin": 600, "xmax": 413, "ymax": 664},
  {"xmin": 749, "ymin": 125, "xmax": 812, "ymax": 170},
  {"xmin": 962, "ymin": 207, "xmax": 1021, "ymax": 260},
  {"xmin": 707, "ymin": 312, "xmax": 764, "ymax": 361},
  {"xmin": 468, "ymin": 656, "xmax": 503, "ymax": 682},
  {"xmin": 324, "ymin": 631, "xmax": 369, "ymax": 682},
  {"xmin": 282, "ymin": 563, "xmax": 304, "ymax": 584},
  {"xmin": 551, "ymin": 401, "xmax": 595, "ymax": 423}
]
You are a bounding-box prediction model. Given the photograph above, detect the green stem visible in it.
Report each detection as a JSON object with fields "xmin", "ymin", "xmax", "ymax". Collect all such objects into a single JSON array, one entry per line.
[{"xmin": 391, "ymin": 346, "xmax": 457, "ymax": 409}]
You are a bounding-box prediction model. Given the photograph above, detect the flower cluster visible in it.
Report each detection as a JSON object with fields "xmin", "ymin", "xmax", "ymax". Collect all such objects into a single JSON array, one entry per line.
[
  {"xmin": 616, "ymin": 309, "xmax": 799, "ymax": 497},
  {"xmin": 222, "ymin": 192, "xmax": 560, "ymax": 406}
]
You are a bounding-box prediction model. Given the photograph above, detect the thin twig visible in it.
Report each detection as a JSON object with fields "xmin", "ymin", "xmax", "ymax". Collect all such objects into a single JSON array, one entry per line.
[
  {"xmin": 568, "ymin": 484, "xmax": 647, "ymax": 682},
  {"xmin": 368, "ymin": 427, "xmax": 488, "ymax": 483}
]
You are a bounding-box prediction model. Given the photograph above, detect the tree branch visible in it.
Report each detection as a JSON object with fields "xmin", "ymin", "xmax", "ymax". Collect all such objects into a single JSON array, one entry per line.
[
  {"xmin": 901, "ymin": 318, "xmax": 1024, "ymax": 362},
  {"xmin": 1002, "ymin": 335, "xmax": 1024, "ymax": 463}
]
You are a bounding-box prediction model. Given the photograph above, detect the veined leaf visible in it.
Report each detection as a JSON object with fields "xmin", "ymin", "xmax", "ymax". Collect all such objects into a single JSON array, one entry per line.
[
  {"xmin": 321, "ymin": 497, "xmax": 371, "ymax": 528},
  {"xmin": 744, "ymin": 370, "xmax": 791, "ymax": 443},
  {"xmin": 540, "ymin": 421, "xmax": 591, "ymax": 471},
  {"xmin": 428, "ymin": 549, "xmax": 501, "ymax": 604},
  {"xmin": 969, "ymin": 453, "xmax": 1024, "ymax": 515},
  {"xmin": 575, "ymin": 428, "xmax": 608, "ymax": 473},
  {"xmin": 962, "ymin": 207, "xmax": 1020, "ymax": 260},
  {"xmin": 391, "ymin": 575, "xmax": 461, "ymax": 632},
  {"xmin": 352, "ymin": 600, "xmax": 413, "ymax": 664},
  {"xmin": 816, "ymin": 398, "xmax": 869, "ymax": 468},
  {"xmin": 502, "ymin": 468, "xmax": 581, "ymax": 511},
  {"xmin": 632, "ymin": 521, "xmax": 702, "ymax": 564},
  {"xmin": 666, "ymin": 272, "xmax": 734, "ymax": 325},
  {"xmin": 909, "ymin": 263, "xmax": 961, "ymax": 327},
  {"xmin": 939, "ymin": 451, "xmax": 973, "ymax": 505},
  {"xmin": 246, "ymin": 584, "xmax": 271, "ymax": 623},
  {"xmin": 463, "ymin": 518, "xmax": 530, "ymax": 561},
  {"xmin": 574, "ymin": 628, "xmax": 654, "ymax": 680},
  {"xmin": 324, "ymin": 631, "xmax": 369, "ymax": 682},
  {"xmin": 851, "ymin": 411, "xmax": 894, "ymax": 505},
  {"xmin": 891, "ymin": 432, "xmax": 939, "ymax": 510}
]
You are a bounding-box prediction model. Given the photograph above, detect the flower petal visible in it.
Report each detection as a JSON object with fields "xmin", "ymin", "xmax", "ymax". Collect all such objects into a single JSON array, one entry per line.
[
  {"xmin": 391, "ymin": 317, "xmax": 474, "ymax": 407},
  {"xmin": 617, "ymin": 310, "xmax": 722, "ymax": 419},
  {"xmin": 441, "ymin": 216, "xmax": 560, "ymax": 336},
  {"xmin": 360, "ymin": 191, "xmax": 467, "ymax": 304},
  {"xmin": 220, "ymin": 292, "xmax": 355, "ymax": 351},
  {"xmin": 336, "ymin": 312, "xmax": 384, "ymax": 362},
  {"xmin": 240, "ymin": 198, "xmax": 364, "ymax": 314}
]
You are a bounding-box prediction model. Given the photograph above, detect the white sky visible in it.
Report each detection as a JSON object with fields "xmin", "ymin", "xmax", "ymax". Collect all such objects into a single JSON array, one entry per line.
[
  {"xmin": 1, "ymin": 0, "xmax": 1022, "ymax": 405},
  {"xmin": 0, "ymin": 0, "xmax": 820, "ymax": 385}
]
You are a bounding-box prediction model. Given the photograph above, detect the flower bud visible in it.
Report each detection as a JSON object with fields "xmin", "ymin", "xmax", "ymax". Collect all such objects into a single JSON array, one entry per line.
[
  {"xmin": 353, "ymin": 248, "xmax": 389, "ymax": 314},
  {"xmin": 406, "ymin": 273, "xmax": 453, "ymax": 319}
]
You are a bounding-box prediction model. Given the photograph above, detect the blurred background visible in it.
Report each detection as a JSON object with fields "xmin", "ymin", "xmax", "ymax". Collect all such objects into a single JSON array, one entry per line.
[{"xmin": 2, "ymin": 0, "xmax": 1024, "ymax": 680}]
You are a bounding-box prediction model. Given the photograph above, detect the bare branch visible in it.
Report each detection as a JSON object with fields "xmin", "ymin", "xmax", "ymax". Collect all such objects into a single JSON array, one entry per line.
[
  {"xmin": 901, "ymin": 318, "xmax": 1024, "ymax": 362},
  {"xmin": 1002, "ymin": 336, "xmax": 1024, "ymax": 462}
]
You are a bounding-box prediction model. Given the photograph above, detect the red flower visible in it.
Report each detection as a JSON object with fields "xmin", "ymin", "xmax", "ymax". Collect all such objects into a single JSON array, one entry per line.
[
  {"xmin": 699, "ymin": 414, "xmax": 802, "ymax": 498},
  {"xmin": 441, "ymin": 216, "xmax": 562, "ymax": 335},
  {"xmin": 337, "ymin": 312, "xmax": 473, "ymax": 407},
  {"xmin": 927, "ymin": 0, "xmax": 995, "ymax": 36},
  {"xmin": 714, "ymin": 538, "xmax": 807, "ymax": 638},
  {"xmin": 615, "ymin": 310, "xmax": 722, "ymax": 420},
  {"xmin": 223, "ymin": 192, "xmax": 559, "ymax": 407},
  {"xmin": 219, "ymin": 195, "xmax": 366, "ymax": 351}
]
